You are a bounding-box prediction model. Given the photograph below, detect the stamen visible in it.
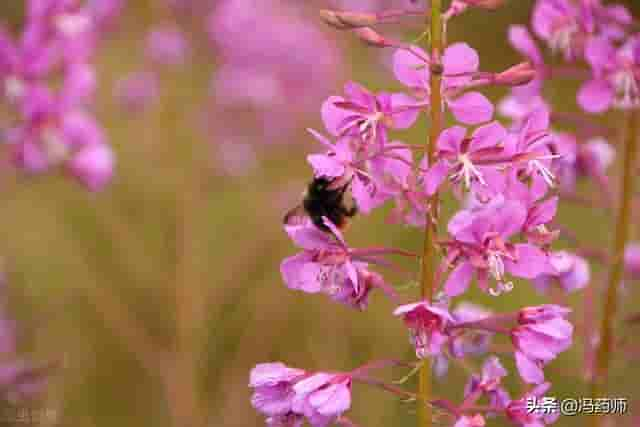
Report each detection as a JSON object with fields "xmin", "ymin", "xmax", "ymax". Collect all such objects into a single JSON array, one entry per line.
[
  {"xmin": 530, "ymin": 159, "xmax": 556, "ymax": 187},
  {"xmin": 450, "ymin": 154, "xmax": 487, "ymax": 189},
  {"xmin": 549, "ymin": 23, "xmax": 578, "ymax": 57},
  {"xmin": 487, "ymin": 251, "xmax": 505, "ymax": 282}
]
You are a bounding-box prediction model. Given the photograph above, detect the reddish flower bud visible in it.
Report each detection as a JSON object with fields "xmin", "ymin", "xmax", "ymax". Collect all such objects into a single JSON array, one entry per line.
[
  {"xmin": 319, "ymin": 9, "xmax": 378, "ymax": 30},
  {"xmin": 495, "ymin": 62, "xmax": 536, "ymax": 86},
  {"xmin": 462, "ymin": 0, "xmax": 505, "ymax": 10},
  {"xmin": 353, "ymin": 27, "xmax": 390, "ymax": 47}
]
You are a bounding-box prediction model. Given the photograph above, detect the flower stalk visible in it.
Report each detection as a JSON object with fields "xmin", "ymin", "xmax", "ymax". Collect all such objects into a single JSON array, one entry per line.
[
  {"xmin": 418, "ymin": 1, "xmax": 443, "ymax": 426},
  {"xmin": 590, "ymin": 110, "xmax": 640, "ymax": 417}
]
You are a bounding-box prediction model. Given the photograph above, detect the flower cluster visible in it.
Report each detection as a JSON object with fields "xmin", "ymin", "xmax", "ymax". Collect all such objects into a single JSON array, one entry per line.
[
  {"xmin": 0, "ymin": 0, "xmax": 121, "ymax": 191},
  {"xmin": 250, "ymin": 363, "xmax": 352, "ymax": 427},
  {"xmin": 208, "ymin": 0, "xmax": 341, "ymax": 140},
  {"xmin": 250, "ymin": 0, "xmax": 640, "ymax": 425}
]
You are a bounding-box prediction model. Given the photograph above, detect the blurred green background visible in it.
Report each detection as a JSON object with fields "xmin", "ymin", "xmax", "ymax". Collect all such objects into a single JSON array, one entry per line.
[{"xmin": 1, "ymin": 1, "xmax": 640, "ymax": 426}]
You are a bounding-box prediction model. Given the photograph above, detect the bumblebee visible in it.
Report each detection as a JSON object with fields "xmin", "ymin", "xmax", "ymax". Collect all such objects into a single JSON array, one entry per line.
[{"xmin": 284, "ymin": 177, "xmax": 358, "ymax": 232}]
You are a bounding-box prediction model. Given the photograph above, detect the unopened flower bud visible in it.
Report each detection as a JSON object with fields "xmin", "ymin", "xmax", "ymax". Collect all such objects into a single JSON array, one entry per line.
[
  {"xmin": 462, "ymin": 0, "xmax": 505, "ymax": 10},
  {"xmin": 319, "ymin": 9, "xmax": 378, "ymax": 30},
  {"xmin": 320, "ymin": 10, "xmax": 350, "ymax": 29},
  {"xmin": 518, "ymin": 304, "xmax": 570, "ymax": 324},
  {"xmin": 354, "ymin": 27, "xmax": 390, "ymax": 47},
  {"xmin": 624, "ymin": 242, "xmax": 640, "ymax": 279},
  {"xmin": 495, "ymin": 62, "xmax": 536, "ymax": 86}
]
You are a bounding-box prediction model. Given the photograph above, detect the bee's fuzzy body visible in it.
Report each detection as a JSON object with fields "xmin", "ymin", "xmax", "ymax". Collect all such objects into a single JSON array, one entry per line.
[{"xmin": 284, "ymin": 177, "xmax": 358, "ymax": 232}]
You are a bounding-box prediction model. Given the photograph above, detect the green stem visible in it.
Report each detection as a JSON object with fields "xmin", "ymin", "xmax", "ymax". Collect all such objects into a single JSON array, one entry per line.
[
  {"xmin": 418, "ymin": 2, "xmax": 443, "ymax": 427},
  {"xmin": 589, "ymin": 110, "xmax": 639, "ymax": 425}
]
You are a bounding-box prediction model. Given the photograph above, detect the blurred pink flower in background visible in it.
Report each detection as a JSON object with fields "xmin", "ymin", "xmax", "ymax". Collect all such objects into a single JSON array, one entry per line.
[
  {"xmin": 114, "ymin": 71, "xmax": 159, "ymax": 113},
  {"xmin": 207, "ymin": 0, "xmax": 342, "ymax": 142},
  {"xmin": 145, "ymin": 26, "xmax": 190, "ymax": 67}
]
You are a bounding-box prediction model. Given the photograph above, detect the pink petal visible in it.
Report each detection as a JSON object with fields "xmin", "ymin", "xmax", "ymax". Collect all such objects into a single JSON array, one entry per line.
[
  {"xmin": 584, "ymin": 37, "xmax": 615, "ymax": 74},
  {"xmin": 560, "ymin": 255, "xmax": 590, "ymax": 292},
  {"xmin": 506, "ymin": 244, "xmax": 548, "ymax": 279},
  {"xmin": 389, "ymin": 93, "xmax": 421, "ymax": 129},
  {"xmin": 447, "ymin": 92, "xmax": 494, "ymax": 125},
  {"xmin": 351, "ymin": 175, "xmax": 388, "ymax": 214},
  {"xmin": 309, "ymin": 382, "xmax": 351, "ymax": 416},
  {"xmin": 444, "ymin": 262, "xmax": 474, "ymax": 297},
  {"xmin": 250, "ymin": 362, "xmax": 304, "ymax": 387},
  {"xmin": 469, "ymin": 121, "xmax": 507, "ymax": 152},
  {"xmin": 508, "ymin": 25, "xmax": 543, "ymax": 65},
  {"xmin": 393, "ymin": 301, "xmax": 427, "ymax": 316},
  {"xmin": 436, "ymin": 125, "xmax": 467, "ymax": 154},
  {"xmin": 515, "ymin": 351, "xmax": 545, "ymax": 384},
  {"xmin": 284, "ymin": 222, "xmax": 331, "ymax": 250},
  {"xmin": 393, "ymin": 46, "xmax": 429, "ymax": 89},
  {"xmin": 443, "ymin": 43, "xmax": 479, "ymax": 85},
  {"xmin": 321, "ymin": 96, "xmax": 351, "ymax": 136},
  {"xmin": 494, "ymin": 200, "xmax": 528, "ymax": 239},
  {"xmin": 343, "ymin": 81, "xmax": 373, "ymax": 106},
  {"xmin": 529, "ymin": 196, "xmax": 558, "ymax": 227},
  {"xmin": 307, "ymin": 154, "xmax": 345, "ymax": 179},
  {"xmin": 292, "ymin": 373, "xmax": 332, "ymax": 396},
  {"xmin": 423, "ymin": 159, "xmax": 449, "ymax": 196},
  {"xmin": 280, "ymin": 254, "xmax": 324, "ymax": 293},
  {"xmin": 577, "ymin": 79, "xmax": 614, "ymax": 113}
]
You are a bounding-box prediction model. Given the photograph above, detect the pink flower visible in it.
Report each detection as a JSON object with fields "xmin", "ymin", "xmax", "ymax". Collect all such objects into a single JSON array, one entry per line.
[
  {"xmin": 208, "ymin": 0, "xmax": 341, "ymax": 139},
  {"xmin": 503, "ymin": 108, "xmax": 557, "ymax": 188},
  {"xmin": 424, "ymin": 121, "xmax": 508, "ymax": 199},
  {"xmin": 578, "ymin": 35, "xmax": 640, "ymax": 112},
  {"xmin": 502, "ymin": 171, "xmax": 559, "ymax": 246},
  {"xmin": 250, "ymin": 363, "xmax": 306, "ymax": 417},
  {"xmin": 291, "ymin": 373, "xmax": 352, "ymax": 427},
  {"xmin": 327, "ymin": 268, "xmax": 382, "ymax": 311},
  {"xmin": 499, "ymin": 91, "xmax": 550, "ymax": 125},
  {"xmin": 576, "ymin": 137, "xmax": 615, "ymax": 178},
  {"xmin": 464, "ymin": 356, "xmax": 510, "ymax": 412},
  {"xmin": 67, "ymin": 141, "xmax": 114, "ymax": 191},
  {"xmin": 378, "ymin": 147, "xmax": 431, "ymax": 227},
  {"xmin": 443, "ymin": 197, "xmax": 548, "ymax": 297},
  {"xmin": 450, "ymin": 303, "xmax": 494, "ymax": 358},
  {"xmin": 281, "ymin": 218, "xmax": 361, "ymax": 294},
  {"xmin": 532, "ymin": 0, "xmax": 591, "ymax": 61},
  {"xmin": 511, "ymin": 305, "xmax": 573, "ymax": 384},
  {"xmin": 321, "ymin": 81, "xmax": 420, "ymax": 147},
  {"xmin": 392, "ymin": 43, "xmax": 494, "ymax": 124},
  {"xmin": 393, "ymin": 301, "xmax": 454, "ymax": 358},
  {"xmin": 250, "ymin": 364, "xmax": 352, "ymax": 427},
  {"xmin": 505, "ymin": 382, "xmax": 559, "ymax": 426},
  {"xmin": 465, "ymin": 356, "xmax": 508, "ymax": 393},
  {"xmin": 280, "ymin": 218, "xmax": 392, "ymax": 309},
  {"xmin": 533, "ymin": 251, "xmax": 590, "ymax": 294}
]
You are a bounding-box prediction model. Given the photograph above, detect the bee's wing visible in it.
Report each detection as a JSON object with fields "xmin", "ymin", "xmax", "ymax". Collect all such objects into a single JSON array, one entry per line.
[{"xmin": 283, "ymin": 204, "xmax": 308, "ymax": 226}]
